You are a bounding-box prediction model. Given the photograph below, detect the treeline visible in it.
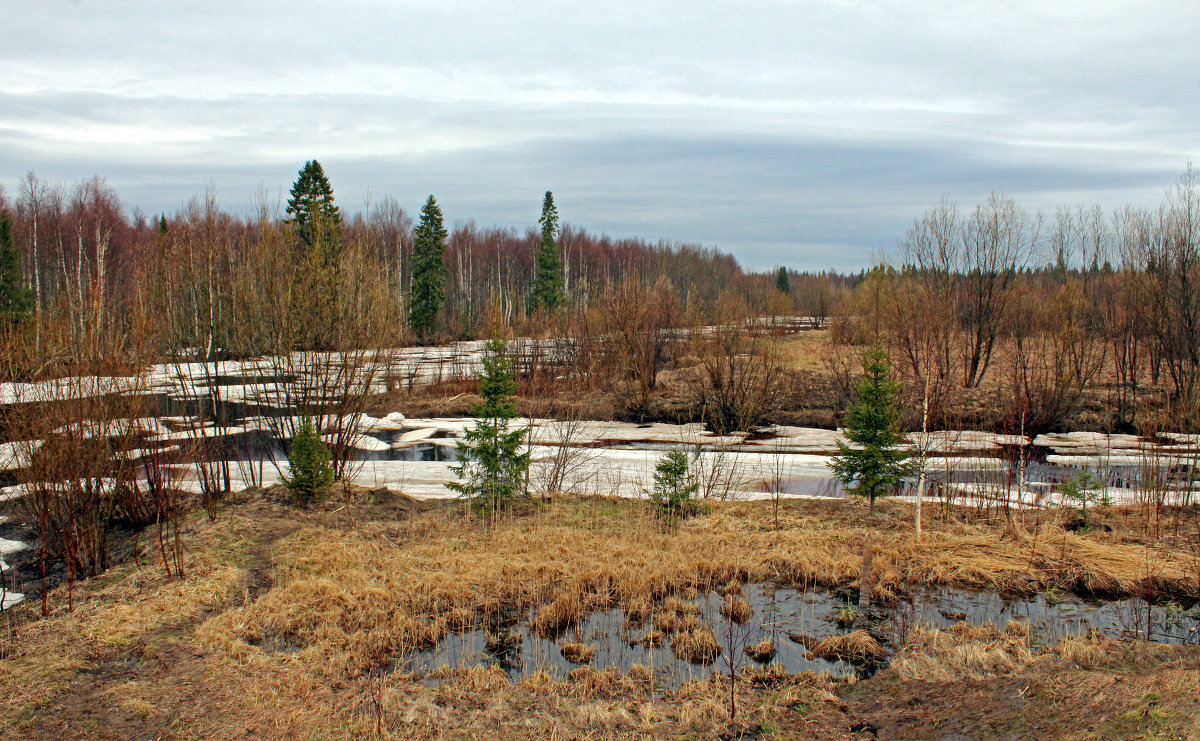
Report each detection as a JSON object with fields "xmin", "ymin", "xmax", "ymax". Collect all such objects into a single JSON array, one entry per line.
[
  {"xmin": 834, "ymin": 168, "xmax": 1200, "ymax": 434},
  {"xmin": 0, "ymin": 165, "xmax": 850, "ymax": 373}
]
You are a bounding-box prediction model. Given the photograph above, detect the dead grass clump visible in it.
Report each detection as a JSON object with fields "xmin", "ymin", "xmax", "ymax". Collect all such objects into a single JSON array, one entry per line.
[
  {"xmin": 622, "ymin": 595, "xmax": 652, "ymax": 627},
  {"xmin": 946, "ymin": 620, "xmax": 1003, "ymax": 642},
  {"xmin": 639, "ymin": 630, "xmax": 665, "ymax": 648},
  {"xmin": 565, "ymin": 666, "xmax": 638, "ymax": 698},
  {"xmin": 718, "ymin": 580, "xmax": 743, "ymax": 596},
  {"xmin": 720, "ymin": 595, "xmax": 753, "ymax": 624},
  {"xmin": 745, "ymin": 638, "xmax": 776, "ymax": 663},
  {"xmin": 671, "ymin": 626, "xmax": 722, "ymax": 665},
  {"xmin": 808, "ymin": 630, "xmax": 885, "ymax": 663},
  {"xmin": 445, "ymin": 607, "xmax": 475, "ymax": 633},
  {"xmin": 626, "ymin": 663, "xmax": 652, "ymax": 685},
  {"xmin": 561, "ymin": 641, "xmax": 597, "ymax": 664},
  {"xmin": 890, "ymin": 624, "xmax": 1035, "ymax": 681},
  {"xmin": 530, "ymin": 592, "xmax": 583, "ymax": 637},
  {"xmin": 1053, "ymin": 631, "xmax": 1124, "ymax": 669}
]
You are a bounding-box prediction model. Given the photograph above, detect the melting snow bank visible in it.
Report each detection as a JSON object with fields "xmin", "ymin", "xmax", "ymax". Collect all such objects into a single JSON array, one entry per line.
[
  {"xmin": 1, "ymin": 519, "xmax": 28, "ymax": 607},
  {"xmin": 127, "ymin": 417, "xmax": 1193, "ymax": 507}
]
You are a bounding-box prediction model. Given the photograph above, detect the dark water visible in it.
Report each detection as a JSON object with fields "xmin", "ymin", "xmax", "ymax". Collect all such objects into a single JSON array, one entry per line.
[
  {"xmin": 387, "ymin": 585, "xmax": 1200, "ymax": 687},
  {"xmin": 394, "ymin": 585, "xmax": 857, "ymax": 686},
  {"xmin": 901, "ymin": 586, "xmax": 1200, "ymax": 645}
]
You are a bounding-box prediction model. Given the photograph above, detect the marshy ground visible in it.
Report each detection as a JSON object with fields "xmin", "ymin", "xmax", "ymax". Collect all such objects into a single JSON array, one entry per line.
[{"xmin": 2, "ymin": 492, "xmax": 1199, "ymax": 740}]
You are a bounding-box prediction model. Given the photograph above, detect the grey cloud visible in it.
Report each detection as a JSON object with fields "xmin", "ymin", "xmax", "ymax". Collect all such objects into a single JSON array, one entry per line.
[{"xmin": 1, "ymin": 1, "xmax": 1196, "ymax": 271}]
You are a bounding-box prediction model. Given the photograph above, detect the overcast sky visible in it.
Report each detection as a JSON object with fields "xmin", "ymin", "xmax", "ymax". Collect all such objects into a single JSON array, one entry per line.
[{"xmin": 2, "ymin": 1, "xmax": 1197, "ymax": 271}]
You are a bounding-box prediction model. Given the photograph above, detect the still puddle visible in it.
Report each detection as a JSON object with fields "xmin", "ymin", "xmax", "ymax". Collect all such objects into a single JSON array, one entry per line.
[
  {"xmin": 389, "ymin": 585, "xmax": 1199, "ymax": 687},
  {"xmin": 394, "ymin": 585, "xmax": 858, "ymax": 686}
]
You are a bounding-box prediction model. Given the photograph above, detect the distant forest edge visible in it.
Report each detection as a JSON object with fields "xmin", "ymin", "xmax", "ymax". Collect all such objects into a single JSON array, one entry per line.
[
  {"xmin": 2, "ymin": 163, "xmax": 1200, "ymax": 434},
  {"xmin": 0, "ymin": 164, "xmax": 850, "ymax": 348}
]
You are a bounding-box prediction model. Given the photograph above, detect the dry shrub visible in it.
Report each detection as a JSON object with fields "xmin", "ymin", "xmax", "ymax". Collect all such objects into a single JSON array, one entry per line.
[
  {"xmin": 561, "ymin": 641, "xmax": 596, "ymax": 664},
  {"xmin": 808, "ymin": 630, "xmax": 885, "ymax": 663}
]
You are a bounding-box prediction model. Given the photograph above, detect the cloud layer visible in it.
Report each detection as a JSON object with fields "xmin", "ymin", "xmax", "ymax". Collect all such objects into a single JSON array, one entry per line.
[{"xmin": 2, "ymin": 1, "xmax": 1196, "ymax": 269}]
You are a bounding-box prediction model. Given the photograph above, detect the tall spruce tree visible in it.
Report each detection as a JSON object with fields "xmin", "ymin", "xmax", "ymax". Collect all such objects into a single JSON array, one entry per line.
[
  {"xmin": 408, "ymin": 195, "xmax": 448, "ymax": 342},
  {"xmin": 0, "ymin": 211, "xmax": 32, "ymax": 326},
  {"xmin": 830, "ymin": 344, "xmax": 913, "ymax": 514},
  {"xmin": 447, "ymin": 337, "xmax": 530, "ymax": 514},
  {"xmin": 529, "ymin": 191, "xmax": 564, "ymax": 313},
  {"xmin": 775, "ymin": 266, "xmax": 791, "ymax": 295},
  {"xmin": 286, "ymin": 160, "xmax": 342, "ymax": 262}
]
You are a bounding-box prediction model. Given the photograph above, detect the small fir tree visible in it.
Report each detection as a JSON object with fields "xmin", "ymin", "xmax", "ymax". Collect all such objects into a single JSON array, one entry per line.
[
  {"xmin": 529, "ymin": 191, "xmax": 564, "ymax": 313},
  {"xmin": 286, "ymin": 160, "xmax": 342, "ymax": 262},
  {"xmin": 283, "ymin": 417, "xmax": 335, "ymax": 504},
  {"xmin": 1059, "ymin": 470, "xmax": 1108, "ymax": 529},
  {"xmin": 0, "ymin": 212, "xmax": 32, "ymax": 326},
  {"xmin": 447, "ymin": 338, "xmax": 530, "ymax": 513},
  {"xmin": 775, "ymin": 267, "xmax": 790, "ymax": 295},
  {"xmin": 408, "ymin": 195, "xmax": 448, "ymax": 342},
  {"xmin": 647, "ymin": 448, "xmax": 705, "ymax": 523},
  {"xmin": 830, "ymin": 344, "xmax": 913, "ymax": 514}
]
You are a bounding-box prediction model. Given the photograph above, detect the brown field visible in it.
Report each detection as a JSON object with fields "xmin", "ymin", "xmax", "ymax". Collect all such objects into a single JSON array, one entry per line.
[{"xmin": 2, "ymin": 491, "xmax": 1199, "ymax": 739}]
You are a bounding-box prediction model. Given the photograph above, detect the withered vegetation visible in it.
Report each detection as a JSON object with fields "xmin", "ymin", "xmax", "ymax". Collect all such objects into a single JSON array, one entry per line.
[{"xmin": 2, "ymin": 491, "xmax": 1199, "ymax": 739}]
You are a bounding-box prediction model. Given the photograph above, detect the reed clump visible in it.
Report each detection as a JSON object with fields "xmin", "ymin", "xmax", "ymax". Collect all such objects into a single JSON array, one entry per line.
[
  {"xmin": 561, "ymin": 641, "xmax": 597, "ymax": 664},
  {"xmin": 808, "ymin": 630, "xmax": 885, "ymax": 663},
  {"xmin": 671, "ymin": 625, "xmax": 722, "ymax": 664},
  {"xmin": 720, "ymin": 595, "xmax": 754, "ymax": 624},
  {"xmin": 745, "ymin": 638, "xmax": 776, "ymax": 663}
]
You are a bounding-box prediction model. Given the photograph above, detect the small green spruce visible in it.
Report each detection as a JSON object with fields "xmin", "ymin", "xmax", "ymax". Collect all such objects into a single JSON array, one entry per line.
[
  {"xmin": 775, "ymin": 266, "xmax": 790, "ymax": 295},
  {"xmin": 447, "ymin": 338, "xmax": 530, "ymax": 513},
  {"xmin": 647, "ymin": 448, "xmax": 706, "ymax": 524},
  {"xmin": 283, "ymin": 417, "xmax": 335, "ymax": 504},
  {"xmin": 1059, "ymin": 470, "xmax": 1108, "ymax": 529},
  {"xmin": 830, "ymin": 344, "xmax": 913, "ymax": 514},
  {"xmin": 529, "ymin": 191, "xmax": 564, "ymax": 314},
  {"xmin": 408, "ymin": 195, "xmax": 449, "ymax": 342}
]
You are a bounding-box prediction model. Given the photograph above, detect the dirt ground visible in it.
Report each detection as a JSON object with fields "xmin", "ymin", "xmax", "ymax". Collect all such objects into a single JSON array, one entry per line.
[{"xmin": 2, "ymin": 492, "xmax": 1199, "ymax": 740}]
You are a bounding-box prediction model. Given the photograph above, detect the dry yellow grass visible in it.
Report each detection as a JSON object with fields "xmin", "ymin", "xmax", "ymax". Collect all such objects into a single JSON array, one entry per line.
[
  {"xmin": 808, "ymin": 630, "xmax": 885, "ymax": 663},
  {"xmin": 4, "ymin": 491, "xmax": 1199, "ymax": 739},
  {"xmin": 745, "ymin": 638, "xmax": 776, "ymax": 663},
  {"xmin": 193, "ymin": 496, "xmax": 1199, "ymax": 683}
]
